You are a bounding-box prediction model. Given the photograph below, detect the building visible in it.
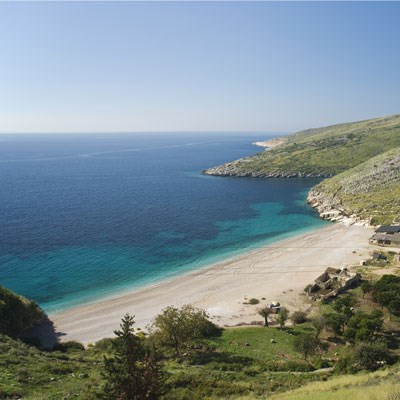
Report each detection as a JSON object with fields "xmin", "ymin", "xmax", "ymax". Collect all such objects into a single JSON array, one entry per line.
[
  {"xmin": 370, "ymin": 225, "xmax": 400, "ymax": 246},
  {"xmin": 306, "ymin": 267, "xmax": 361, "ymax": 301}
]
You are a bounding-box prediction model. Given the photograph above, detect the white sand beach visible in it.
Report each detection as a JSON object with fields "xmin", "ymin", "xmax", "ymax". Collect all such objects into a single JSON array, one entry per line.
[{"xmin": 51, "ymin": 223, "xmax": 374, "ymax": 345}]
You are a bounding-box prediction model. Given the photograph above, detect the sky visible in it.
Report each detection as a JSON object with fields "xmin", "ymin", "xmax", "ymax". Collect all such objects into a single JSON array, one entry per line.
[{"xmin": 0, "ymin": 1, "xmax": 400, "ymax": 133}]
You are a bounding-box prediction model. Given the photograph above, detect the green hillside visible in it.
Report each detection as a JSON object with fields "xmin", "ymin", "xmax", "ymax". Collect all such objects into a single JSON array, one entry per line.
[
  {"xmin": 268, "ymin": 366, "xmax": 400, "ymax": 400},
  {"xmin": 309, "ymin": 147, "xmax": 400, "ymax": 225},
  {"xmin": 204, "ymin": 114, "xmax": 400, "ymax": 178},
  {"xmin": 0, "ymin": 286, "xmax": 46, "ymax": 337}
]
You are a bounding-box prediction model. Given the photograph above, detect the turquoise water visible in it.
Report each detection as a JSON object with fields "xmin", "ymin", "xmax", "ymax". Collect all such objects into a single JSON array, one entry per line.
[{"xmin": 0, "ymin": 133, "xmax": 329, "ymax": 313}]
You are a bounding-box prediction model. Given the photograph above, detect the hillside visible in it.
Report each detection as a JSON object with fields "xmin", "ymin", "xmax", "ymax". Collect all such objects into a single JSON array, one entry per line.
[
  {"xmin": 203, "ymin": 115, "xmax": 400, "ymax": 178},
  {"xmin": 268, "ymin": 366, "xmax": 400, "ymax": 400},
  {"xmin": 308, "ymin": 147, "xmax": 400, "ymax": 225},
  {"xmin": 0, "ymin": 286, "xmax": 46, "ymax": 337}
]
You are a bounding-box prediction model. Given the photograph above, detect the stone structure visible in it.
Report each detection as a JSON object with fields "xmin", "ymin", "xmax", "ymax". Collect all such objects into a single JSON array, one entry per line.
[{"xmin": 307, "ymin": 267, "xmax": 361, "ymax": 301}]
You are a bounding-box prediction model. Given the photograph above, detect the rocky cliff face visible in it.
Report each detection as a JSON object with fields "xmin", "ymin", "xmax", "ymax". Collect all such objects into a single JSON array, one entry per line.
[{"xmin": 307, "ymin": 189, "xmax": 370, "ymax": 227}]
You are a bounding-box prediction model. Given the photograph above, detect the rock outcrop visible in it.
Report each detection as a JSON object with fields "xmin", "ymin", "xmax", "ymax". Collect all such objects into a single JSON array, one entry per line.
[
  {"xmin": 203, "ymin": 162, "xmax": 332, "ymax": 179},
  {"xmin": 307, "ymin": 189, "xmax": 370, "ymax": 227}
]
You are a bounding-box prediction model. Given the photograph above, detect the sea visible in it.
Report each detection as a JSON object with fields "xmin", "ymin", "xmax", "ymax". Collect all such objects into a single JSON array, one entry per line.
[{"xmin": 0, "ymin": 133, "xmax": 329, "ymax": 313}]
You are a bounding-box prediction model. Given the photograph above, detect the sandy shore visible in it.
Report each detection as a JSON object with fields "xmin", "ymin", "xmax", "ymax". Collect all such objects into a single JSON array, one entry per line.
[{"xmin": 50, "ymin": 223, "xmax": 374, "ymax": 345}]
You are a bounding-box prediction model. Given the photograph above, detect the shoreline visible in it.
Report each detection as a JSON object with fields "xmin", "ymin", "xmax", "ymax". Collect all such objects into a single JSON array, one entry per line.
[{"xmin": 49, "ymin": 223, "xmax": 374, "ymax": 345}]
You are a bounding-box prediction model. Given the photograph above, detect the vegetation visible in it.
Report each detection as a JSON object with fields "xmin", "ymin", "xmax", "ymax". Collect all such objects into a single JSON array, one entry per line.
[
  {"xmin": 101, "ymin": 313, "xmax": 162, "ymax": 400},
  {"xmin": 0, "ymin": 285, "xmax": 46, "ymax": 337},
  {"xmin": 3, "ymin": 253, "xmax": 400, "ymax": 399},
  {"xmin": 257, "ymin": 305, "xmax": 274, "ymax": 327},
  {"xmin": 205, "ymin": 114, "xmax": 400, "ymax": 225},
  {"xmin": 150, "ymin": 305, "xmax": 219, "ymax": 356},
  {"xmin": 205, "ymin": 114, "xmax": 400, "ymax": 177},
  {"xmin": 311, "ymin": 146, "xmax": 400, "ymax": 225}
]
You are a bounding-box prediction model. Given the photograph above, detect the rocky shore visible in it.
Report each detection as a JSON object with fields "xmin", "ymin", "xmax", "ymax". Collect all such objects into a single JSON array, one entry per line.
[
  {"xmin": 307, "ymin": 188, "xmax": 370, "ymax": 227},
  {"xmin": 203, "ymin": 162, "xmax": 333, "ymax": 178}
]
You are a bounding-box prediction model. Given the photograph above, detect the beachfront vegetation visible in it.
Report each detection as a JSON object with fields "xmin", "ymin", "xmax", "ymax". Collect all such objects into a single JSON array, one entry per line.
[{"xmin": 3, "ymin": 251, "xmax": 400, "ymax": 400}]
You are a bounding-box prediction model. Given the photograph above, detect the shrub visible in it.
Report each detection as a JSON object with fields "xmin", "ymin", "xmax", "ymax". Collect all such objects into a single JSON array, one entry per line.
[
  {"xmin": 248, "ymin": 298, "xmax": 260, "ymax": 305},
  {"xmin": 52, "ymin": 341, "xmax": 85, "ymax": 353},
  {"xmin": 293, "ymin": 334, "xmax": 321, "ymax": 360},
  {"xmin": 151, "ymin": 305, "xmax": 220, "ymax": 355},
  {"xmin": 353, "ymin": 341, "xmax": 390, "ymax": 371},
  {"xmin": 290, "ymin": 311, "xmax": 307, "ymax": 325}
]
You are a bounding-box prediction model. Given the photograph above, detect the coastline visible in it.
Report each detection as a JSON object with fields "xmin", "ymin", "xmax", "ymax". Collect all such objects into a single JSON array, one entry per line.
[{"xmin": 50, "ymin": 223, "xmax": 374, "ymax": 345}]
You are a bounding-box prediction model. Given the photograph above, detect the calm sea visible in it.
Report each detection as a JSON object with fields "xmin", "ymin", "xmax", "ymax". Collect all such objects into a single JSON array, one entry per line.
[{"xmin": 0, "ymin": 133, "xmax": 328, "ymax": 313}]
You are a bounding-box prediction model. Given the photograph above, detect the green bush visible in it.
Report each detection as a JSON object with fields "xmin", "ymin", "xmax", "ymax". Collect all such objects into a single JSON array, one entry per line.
[
  {"xmin": 0, "ymin": 286, "xmax": 46, "ymax": 336},
  {"xmin": 353, "ymin": 341, "xmax": 390, "ymax": 371},
  {"xmin": 52, "ymin": 341, "xmax": 85, "ymax": 353}
]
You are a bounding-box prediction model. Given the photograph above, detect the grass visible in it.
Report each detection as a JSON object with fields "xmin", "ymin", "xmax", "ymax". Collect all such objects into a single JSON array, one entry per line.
[
  {"xmin": 0, "ymin": 325, "xmax": 327, "ymax": 400},
  {"xmin": 0, "ymin": 335, "xmax": 103, "ymax": 399},
  {"xmin": 207, "ymin": 114, "xmax": 400, "ymax": 177},
  {"xmin": 268, "ymin": 367, "xmax": 400, "ymax": 400},
  {"xmin": 312, "ymin": 147, "xmax": 400, "ymax": 225}
]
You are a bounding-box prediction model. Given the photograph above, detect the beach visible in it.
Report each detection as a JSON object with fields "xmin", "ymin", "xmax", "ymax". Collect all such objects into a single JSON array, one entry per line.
[{"xmin": 51, "ymin": 223, "xmax": 374, "ymax": 345}]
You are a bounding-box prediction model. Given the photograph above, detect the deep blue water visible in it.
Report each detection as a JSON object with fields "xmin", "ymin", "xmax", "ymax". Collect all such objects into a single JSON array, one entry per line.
[{"xmin": 0, "ymin": 133, "xmax": 328, "ymax": 313}]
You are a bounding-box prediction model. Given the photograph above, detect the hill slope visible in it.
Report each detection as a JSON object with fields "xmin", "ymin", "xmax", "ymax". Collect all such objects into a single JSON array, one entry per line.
[
  {"xmin": 204, "ymin": 115, "xmax": 400, "ymax": 178},
  {"xmin": 268, "ymin": 366, "xmax": 400, "ymax": 400},
  {"xmin": 308, "ymin": 147, "xmax": 400, "ymax": 225},
  {"xmin": 0, "ymin": 286, "xmax": 46, "ymax": 337}
]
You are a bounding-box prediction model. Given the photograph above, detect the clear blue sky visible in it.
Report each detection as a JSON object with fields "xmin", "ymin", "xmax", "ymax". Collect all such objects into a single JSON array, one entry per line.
[{"xmin": 1, "ymin": 1, "xmax": 400, "ymax": 133}]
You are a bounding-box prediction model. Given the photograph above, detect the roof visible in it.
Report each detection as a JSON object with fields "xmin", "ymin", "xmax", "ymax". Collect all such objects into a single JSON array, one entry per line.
[{"xmin": 375, "ymin": 225, "xmax": 400, "ymax": 233}]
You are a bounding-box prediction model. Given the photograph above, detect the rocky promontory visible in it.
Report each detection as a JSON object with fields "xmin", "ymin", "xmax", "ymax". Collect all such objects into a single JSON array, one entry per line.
[
  {"xmin": 203, "ymin": 115, "xmax": 400, "ymax": 226},
  {"xmin": 203, "ymin": 160, "xmax": 333, "ymax": 179}
]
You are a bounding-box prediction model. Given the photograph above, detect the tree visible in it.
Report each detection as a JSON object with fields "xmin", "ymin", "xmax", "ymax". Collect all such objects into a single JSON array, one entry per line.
[
  {"xmin": 323, "ymin": 311, "xmax": 345, "ymax": 338},
  {"xmin": 102, "ymin": 313, "xmax": 162, "ymax": 400},
  {"xmin": 311, "ymin": 315, "xmax": 325, "ymax": 339},
  {"xmin": 373, "ymin": 275, "xmax": 400, "ymax": 318},
  {"xmin": 290, "ymin": 311, "xmax": 307, "ymax": 325},
  {"xmin": 344, "ymin": 310, "xmax": 384, "ymax": 342},
  {"xmin": 361, "ymin": 281, "xmax": 372, "ymax": 299},
  {"xmin": 277, "ymin": 307, "xmax": 288, "ymax": 330},
  {"xmin": 151, "ymin": 305, "xmax": 218, "ymax": 355},
  {"xmin": 353, "ymin": 341, "xmax": 390, "ymax": 371},
  {"xmin": 332, "ymin": 294, "xmax": 357, "ymax": 326},
  {"xmin": 388, "ymin": 300, "xmax": 400, "ymax": 320},
  {"xmin": 293, "ymin": 334, "xmax": 321, "ymax": 360},
  {"xmin": 257, "ymin": 306, "xmax": 274, "ymax": 327}
]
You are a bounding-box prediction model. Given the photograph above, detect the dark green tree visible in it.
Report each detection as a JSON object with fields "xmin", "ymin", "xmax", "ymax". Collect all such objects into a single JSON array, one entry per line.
[
  {"xmin": 102, "ymin": 314, "xmax": 162, "ymax": 400},
  {"xmin": 373, "ymin": 275, "xmax": 400, "ymax": 318},
  {"xmin": 323, "ymin": 312, "xmax": 345, "ymax": 337},
  {"xmin": 332, "ymin": 293, "xmax": 357, "ymax": 326},
  {"xmin": 353, "ymin": 341, "xmax": 390, "ymax": 371},
  {"xmin": 344, "ymin": 310, "xmax": 384, "ymax": 342},
  {"xmin": 361, "ymin": 281, "xmax": 372, "ymax": 299}
]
